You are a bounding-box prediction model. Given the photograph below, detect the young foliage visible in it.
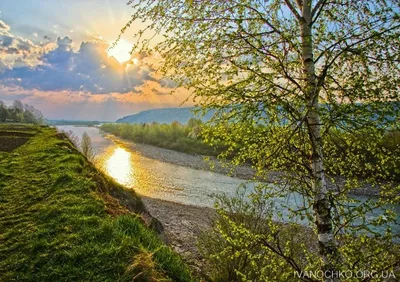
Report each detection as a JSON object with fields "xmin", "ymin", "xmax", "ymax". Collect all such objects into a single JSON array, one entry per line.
[{"xmin": 122, "ymin": 1, "xmax": 400, "ymax": 281}]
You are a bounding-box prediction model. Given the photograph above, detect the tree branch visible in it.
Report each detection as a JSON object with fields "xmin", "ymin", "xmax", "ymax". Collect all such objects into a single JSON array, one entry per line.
[
  {"xmin": 319, "ymin": 23, "xmax": 400, "ymax": 83},
  {"xmin": 311, "ymin": 0, "xmax": 328, "ymax": 21},
  {"xmin": 284, "ymin": 0, "xmax": 301, "ymax": 21}
]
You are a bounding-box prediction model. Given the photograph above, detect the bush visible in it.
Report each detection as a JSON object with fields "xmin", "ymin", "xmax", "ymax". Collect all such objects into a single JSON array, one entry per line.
[
  {"xmin": 81, "ymin": 132, "xmax": 95, "ymax": 161},
  {"xmin": 198, "ymin": 185, "xmax": 315, "ymax": 282}
]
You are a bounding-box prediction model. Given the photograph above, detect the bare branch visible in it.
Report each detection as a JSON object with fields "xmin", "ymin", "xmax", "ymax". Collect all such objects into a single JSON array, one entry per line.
[
  {"xmin": 320, "ymin": 23, "xmax": 400, "ymax": 80},
  {"xmin": 284, "ymin": 0, "xmax": 301, "ymax": 21},
  {"xmin": 311, "ymin": 0, "xmax": 328, "ymax": 22}
]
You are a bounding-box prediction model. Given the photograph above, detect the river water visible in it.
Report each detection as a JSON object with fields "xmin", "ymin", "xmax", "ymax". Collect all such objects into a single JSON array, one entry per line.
[
  {"xmin": 57, "ymin": 125, "xmax": 399, "ymax": 235},
  {"xmin": 57, "ymin": 125, "xmax": 249, "ymax": 208}
]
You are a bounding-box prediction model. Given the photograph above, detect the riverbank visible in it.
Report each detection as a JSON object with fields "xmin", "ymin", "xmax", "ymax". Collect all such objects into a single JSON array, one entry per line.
[
  {"xmin": 0, "ymin": 124, "xmax": 193, "ymax": 282},
  {"xmin": 142, "ymin": 197, "xmax": 215, "ymax": 277},
  {"xmin": 108, "ymin": 135, "xmax": 277, "ymax": 180},
  {"xmin": 107, "ymin": 134, "xmax": 380, "ymax": 196}
]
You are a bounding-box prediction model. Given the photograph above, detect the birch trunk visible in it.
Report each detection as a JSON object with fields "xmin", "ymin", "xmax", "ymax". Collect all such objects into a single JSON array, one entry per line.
[{"xmin": 300, "ymin": 2, "xmax": 339, "ymax": 281}]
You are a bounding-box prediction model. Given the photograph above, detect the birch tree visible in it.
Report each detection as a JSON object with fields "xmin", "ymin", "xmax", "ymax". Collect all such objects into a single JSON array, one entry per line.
[{"xmin": 122, "ymin": 1, "xmax": 400, "ymax": 281}]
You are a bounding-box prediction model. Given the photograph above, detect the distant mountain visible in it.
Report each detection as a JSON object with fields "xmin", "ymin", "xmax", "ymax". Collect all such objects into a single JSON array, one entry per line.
[{"xmin": 116, "ymin": 107, "xmax": 214, "ymax": 124}]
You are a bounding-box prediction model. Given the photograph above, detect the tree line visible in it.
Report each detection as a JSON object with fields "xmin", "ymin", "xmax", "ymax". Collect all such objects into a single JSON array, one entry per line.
[
  {"xmin": 0, "ymin": 100, "xmax": 44, "ymax": 124},
  {"xmin": 101, "ymin": 119, "xmax": 223, "ymax": 156}
]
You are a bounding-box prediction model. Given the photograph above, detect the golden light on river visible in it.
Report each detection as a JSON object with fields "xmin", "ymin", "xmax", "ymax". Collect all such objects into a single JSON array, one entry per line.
[{"xmin": 104, "ymin": 147, "xmax": 134, "ymax": 187}]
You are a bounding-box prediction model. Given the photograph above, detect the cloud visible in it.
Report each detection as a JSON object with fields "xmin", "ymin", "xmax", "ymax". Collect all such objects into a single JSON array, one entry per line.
[
  {"xmin": 0, "ymin": 20, "xmax": 162, "ymax": 94},
  {"xmin": 159, "ymin": 78, "xmax": 178, "ymax": 88},
  {"xmin": 0, "ymin": 20, "xmax": 10, "ymax": 31},
  {"xmin": 0, "ymin": 60, "xmax": 7, "ymax": 71},
  {"xmin": 0, "ymin": 20, "xmax": 42, "ymax": 68},
  {"xmin": 8, "ymin": 37, "xmax": 156, "ymax": 93},
  {"xmin": 0, "ymin": 85, "xmax": 193, "ymax": 121},
  {"xmin": 0, "ymin": 20, "xmax": 193, "ymax": 120},
  {"xmin": 56, "ymin": 36, "xmax": 73, "ymax": 49},
  {"xmin": 0, "ymin": 35, "xmax": 13, "ymax": 47}
]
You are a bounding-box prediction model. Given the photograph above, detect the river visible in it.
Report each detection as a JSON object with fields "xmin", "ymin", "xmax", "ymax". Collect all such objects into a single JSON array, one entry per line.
[
  {"xmin": 57, "ymin": 125, "xmax": 399, "ymax": 236},
  {"xmin": 57, "ymin": 125, "xmax": 250, "ymax": 208}
]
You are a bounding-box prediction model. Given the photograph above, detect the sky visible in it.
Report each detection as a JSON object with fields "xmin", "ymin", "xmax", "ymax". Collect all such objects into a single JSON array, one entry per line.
[{"xmin": 0, "ymin": 0, "xmax": 191, "ymax": 121}]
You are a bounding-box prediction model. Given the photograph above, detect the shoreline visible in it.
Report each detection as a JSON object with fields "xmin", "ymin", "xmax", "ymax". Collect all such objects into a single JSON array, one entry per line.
[
  {"xmin": 106, "ymin": 134, "xmax": 257, "ymax": 179},
  {"xmin": 105, "ymin": 134, "xmax": 380, "ymax": 197},
  {"xmin": 100, "ymin": 132, "xmax": 389, "ymax": 276},
  {"xmin": 140, "ymin": 196, "xmax": 215, "ymax": 276}
]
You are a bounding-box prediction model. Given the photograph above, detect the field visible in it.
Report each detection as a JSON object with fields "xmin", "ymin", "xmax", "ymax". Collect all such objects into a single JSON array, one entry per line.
[{"xmin": 0, "ymin": 124, "xmax": 193, "ymax": 282}]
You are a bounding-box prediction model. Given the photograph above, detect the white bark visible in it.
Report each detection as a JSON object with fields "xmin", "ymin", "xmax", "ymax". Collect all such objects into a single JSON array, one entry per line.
[{"xmin": 300, "ymin": 1, "xmax": 339, "ymax": 281}]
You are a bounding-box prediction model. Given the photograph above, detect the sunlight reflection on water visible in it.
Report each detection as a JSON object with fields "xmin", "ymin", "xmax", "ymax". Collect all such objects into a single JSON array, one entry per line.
[
  {"xmin": 104, "ymin": 147, "xmax": 135, "ymax": 187},
  {"xmin": 97, "ymin": 144, "xmax": 183, "ymax": 198}
]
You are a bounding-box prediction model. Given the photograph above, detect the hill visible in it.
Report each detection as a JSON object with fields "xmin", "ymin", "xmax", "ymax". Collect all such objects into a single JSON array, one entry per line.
[
  {"xmin": 0, "ymin": 124, "xmax": 193, "ymax": 282},
  {"xmin": 116, "ymin": 107, "xmax": 214, "ymax": 124}
]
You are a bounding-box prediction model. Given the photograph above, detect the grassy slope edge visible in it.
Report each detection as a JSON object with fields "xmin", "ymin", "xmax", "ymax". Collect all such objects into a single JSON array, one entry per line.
[{"xmin": 0, "ymin": 124, "xmax": 193, "ymax": 282}]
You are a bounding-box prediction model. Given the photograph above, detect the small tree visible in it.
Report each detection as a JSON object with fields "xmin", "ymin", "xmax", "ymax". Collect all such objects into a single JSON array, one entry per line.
[
  {"xmin": 122, "ymin": 1, "xmax": 400, "ymax": 281},
  {"xmin": 199, "ymin": 185, "xmax": 317, "ymax": 281},
  {"xmin": 81, "ymin": 132, "xmax": 94, "ymax": 161}
]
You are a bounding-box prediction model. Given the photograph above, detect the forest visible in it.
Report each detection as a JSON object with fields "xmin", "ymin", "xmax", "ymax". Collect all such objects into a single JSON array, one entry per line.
[{"xmin": 0, "ymin": 100, "xmax": 44, "ymax": 124}]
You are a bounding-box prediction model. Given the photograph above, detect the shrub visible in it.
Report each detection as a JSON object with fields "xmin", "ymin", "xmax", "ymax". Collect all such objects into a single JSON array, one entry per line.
[
  {"xmin": 198, "ymin": 185, "xmax": 315, "ymax": 282},
  {"xmin": 81, "ymin": 132, "xmax": 95, "ymax": 161}
]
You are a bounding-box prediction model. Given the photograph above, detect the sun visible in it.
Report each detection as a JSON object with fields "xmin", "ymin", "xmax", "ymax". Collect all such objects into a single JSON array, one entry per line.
[{"xmin": 108, "ymin": 39, "xmax": 132, "ymax": 63}]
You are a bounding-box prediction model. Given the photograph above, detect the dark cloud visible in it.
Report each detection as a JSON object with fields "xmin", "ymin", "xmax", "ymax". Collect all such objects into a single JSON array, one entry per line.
[
  {"xmin": 151, "ymin": 87, "xmax": 171, "ymax": 95},
  {"xmin": 0, "ymin": 32, "xmax": 158, "ymax": 94},
  {"xmin": 56, "ymin": 36, "xmax": 73, "ymax": 50},
  {"xmin": 0, "ymin": 35, "xmax": 13, "ymax": 47},
  {"xmin": 6, "ymin": 47, "xmax": 20, "ymax": 54},
  {"xmin": 159, "ymin": 78, "xmax": 178, "ymax": 88},
  {"xmin": 0, "ymin": 20, "xmax": 173, "ymax": 95},
  {"xmin": 14, "ymin": 38, "xmax": 34, "ymax": 51}
]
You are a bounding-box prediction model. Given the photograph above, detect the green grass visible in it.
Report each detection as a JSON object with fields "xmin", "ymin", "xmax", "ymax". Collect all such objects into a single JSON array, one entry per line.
[{"xmin": 0, "ymin": 124, "xmax": 194, "ymax": 282}]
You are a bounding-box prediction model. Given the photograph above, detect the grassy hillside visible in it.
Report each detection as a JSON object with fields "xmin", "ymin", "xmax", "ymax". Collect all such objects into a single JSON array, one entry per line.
[{"xmin": 0, "ymin": 124, "xmax": 193, "ymax": 282}]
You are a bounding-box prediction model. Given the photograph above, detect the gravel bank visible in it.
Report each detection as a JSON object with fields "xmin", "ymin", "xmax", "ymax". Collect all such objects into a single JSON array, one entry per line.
[{"xmin": 141, "ymin": 197, "xmax": 215, "ymax": 277}]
